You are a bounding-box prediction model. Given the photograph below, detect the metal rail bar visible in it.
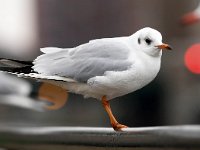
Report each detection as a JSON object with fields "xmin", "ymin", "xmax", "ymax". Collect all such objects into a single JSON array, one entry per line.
[{"xmin": 0, "ymin": 125, "xmax": 200, "ymax": 149}]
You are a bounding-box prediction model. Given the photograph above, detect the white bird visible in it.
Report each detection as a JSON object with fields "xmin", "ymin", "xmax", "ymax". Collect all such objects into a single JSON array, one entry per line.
[{"xmin": 0, "ymin": 27, "xmax": 172, "ymax": 131}]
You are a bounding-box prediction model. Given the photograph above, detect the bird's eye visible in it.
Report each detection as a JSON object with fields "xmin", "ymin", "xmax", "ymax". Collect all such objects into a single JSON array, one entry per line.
[
  {"xmin": 145, "ymin": 38, "xmax": 152, "ymax": 45},
  {"xmin": 138, "ymin": 38, "xmax": 141, "ymax": 44}
]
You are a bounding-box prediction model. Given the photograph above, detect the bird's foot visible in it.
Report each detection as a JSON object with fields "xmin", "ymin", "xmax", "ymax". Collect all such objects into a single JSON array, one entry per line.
[{"xmin": 112, "ymin": 123, "xmax": 128, "ymax": 131}]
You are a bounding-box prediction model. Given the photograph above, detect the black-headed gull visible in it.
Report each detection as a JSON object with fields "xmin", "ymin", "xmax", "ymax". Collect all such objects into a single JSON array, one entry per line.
[{"xmin": 0, "ymin": 27, "xmax": 172, "ymax": 131}]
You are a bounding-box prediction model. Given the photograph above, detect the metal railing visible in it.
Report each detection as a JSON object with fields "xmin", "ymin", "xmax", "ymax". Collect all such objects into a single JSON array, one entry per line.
[{"xmin": 0, "ymin": 125, "xmax": 200, "ymax": 150}]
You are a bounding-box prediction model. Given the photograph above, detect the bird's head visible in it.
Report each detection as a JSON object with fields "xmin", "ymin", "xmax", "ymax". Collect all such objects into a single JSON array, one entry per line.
[{"xmin": 133, "ymin": 27, "xmax": 172, "ymax": 57}]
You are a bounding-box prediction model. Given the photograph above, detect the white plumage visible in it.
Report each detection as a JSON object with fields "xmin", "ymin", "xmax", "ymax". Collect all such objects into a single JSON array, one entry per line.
[
  {"xmin": 18, "ymin": 27, "xmax": 166, "ymax": 100},
  {"xmin": 0, "ymin": 27, "xmax": 172, "ymax": 131}
]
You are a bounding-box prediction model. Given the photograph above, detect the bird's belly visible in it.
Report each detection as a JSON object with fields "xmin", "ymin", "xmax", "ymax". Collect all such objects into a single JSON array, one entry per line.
[
  {"xmin": 106, "ymin": 75, "xmax": 156, "ymax": 100},
  {"xmin": 88, "ymin": 67, "xmax": 159, "ymax": 100},
  {"xmin": 58, "ymin": 61, "xmax": 160, "ymax": 101}
]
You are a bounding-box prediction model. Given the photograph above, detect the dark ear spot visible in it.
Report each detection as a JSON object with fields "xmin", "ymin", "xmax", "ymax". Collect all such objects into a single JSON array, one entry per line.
[
  {"xmin": 145, "ymin": 38, "xmax": 152, "ymax": 45},
  {"xmin": 138, "ymin": 38, "xmax": 141, "ymax": 44}
]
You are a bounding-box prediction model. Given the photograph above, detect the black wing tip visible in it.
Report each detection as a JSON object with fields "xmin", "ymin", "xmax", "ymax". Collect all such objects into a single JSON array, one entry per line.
[{"xmin": 0, "ymin": 58, "xmax": 34, "ymax": 74}]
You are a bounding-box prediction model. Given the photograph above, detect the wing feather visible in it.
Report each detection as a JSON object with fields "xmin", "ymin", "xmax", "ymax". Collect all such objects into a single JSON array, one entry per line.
[{"xmin": 33, "ymin": 38, "xmax": 132, "ymax": 82}]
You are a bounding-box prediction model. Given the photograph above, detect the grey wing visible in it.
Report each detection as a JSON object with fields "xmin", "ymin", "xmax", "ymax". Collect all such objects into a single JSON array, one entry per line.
[{"xmin": 33, "ymin": 38, "xmax": 132, "ymax": 82}]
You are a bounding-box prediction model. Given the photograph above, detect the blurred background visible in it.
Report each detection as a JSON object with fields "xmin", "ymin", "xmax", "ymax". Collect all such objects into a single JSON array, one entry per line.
[{"xmin": 0, "ymin": 0, "xmax": 200, "ymax": 128}]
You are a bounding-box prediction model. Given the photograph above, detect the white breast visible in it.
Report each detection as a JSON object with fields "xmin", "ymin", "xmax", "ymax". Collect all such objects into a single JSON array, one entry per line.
[
  {"xmin": 56, "ymin": 51, "xmax": 162, "ymax": 101},
  {"xmin": 83, "ymin": 52, "xmax": 162, "ymax": 100}
]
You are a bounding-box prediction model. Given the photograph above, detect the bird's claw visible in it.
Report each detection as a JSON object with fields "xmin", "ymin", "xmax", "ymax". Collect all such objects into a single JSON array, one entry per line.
[{"xmin": 112, "ymin": 123, "xmax": 128, "ymax": 131}]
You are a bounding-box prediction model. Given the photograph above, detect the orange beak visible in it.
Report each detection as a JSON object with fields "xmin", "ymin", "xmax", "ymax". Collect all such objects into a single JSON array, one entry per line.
[{"xmin": 155, "ymin": 43, "xmax": 172, "ymax": 50}]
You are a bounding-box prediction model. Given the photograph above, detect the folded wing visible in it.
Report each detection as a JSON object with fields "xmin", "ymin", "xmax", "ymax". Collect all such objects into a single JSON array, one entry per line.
[{"xmin": 33, "ymin": 38, "xmax": 133, "ymax": 82}]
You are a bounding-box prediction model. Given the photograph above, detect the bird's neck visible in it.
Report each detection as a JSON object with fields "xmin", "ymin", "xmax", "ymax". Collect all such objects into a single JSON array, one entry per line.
[{"xmin": 145, "ymin": 49, "xmax": 162, "ymax": 57}]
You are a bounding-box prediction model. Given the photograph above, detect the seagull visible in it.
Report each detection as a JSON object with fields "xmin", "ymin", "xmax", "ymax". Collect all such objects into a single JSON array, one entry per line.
[
  {"xmin": 181, "ymin": 2, "xmax": 200, "ymax": 25},
  {"xmin": 0, "ymin": 27, "xmax": 172, "ymax": 131}
]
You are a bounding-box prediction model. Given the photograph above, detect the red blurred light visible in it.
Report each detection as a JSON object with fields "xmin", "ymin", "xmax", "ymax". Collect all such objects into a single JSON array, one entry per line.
[
  {"xmin": 181, "ymin": 12, "xmax": 200, "ymax": 25},
  {"xmin": 185, "ymin": 44, "xmax": 200, "ymax": 74}
]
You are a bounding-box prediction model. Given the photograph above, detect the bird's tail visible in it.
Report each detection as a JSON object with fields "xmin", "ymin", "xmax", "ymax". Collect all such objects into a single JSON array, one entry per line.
[
  {"xmin": 0, "ymin": 58, "xmax": 75, "ymax": 82},
  {"xmin": 0, "ymin": 58, "xmax": 69, "ymax": 110},
  {"xmin": 0, "ymin": 58, "xmax": 33, "ymax": 74}
]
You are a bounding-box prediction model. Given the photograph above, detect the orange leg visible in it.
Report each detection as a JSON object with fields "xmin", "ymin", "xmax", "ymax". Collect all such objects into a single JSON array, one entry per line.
[{"xmin": 102, "ymin": 96, "xmax": 128, "ymax": 131}]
